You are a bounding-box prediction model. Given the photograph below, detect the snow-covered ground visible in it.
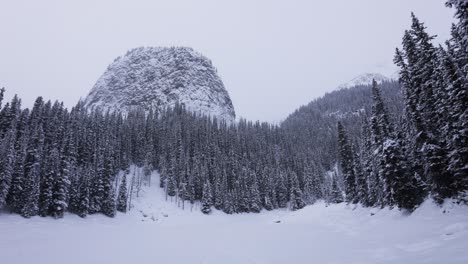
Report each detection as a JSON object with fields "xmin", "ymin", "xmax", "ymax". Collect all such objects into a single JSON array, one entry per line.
[{"xmin": 1, "ymin": 168, "xmax": 467, "ymax": 264}]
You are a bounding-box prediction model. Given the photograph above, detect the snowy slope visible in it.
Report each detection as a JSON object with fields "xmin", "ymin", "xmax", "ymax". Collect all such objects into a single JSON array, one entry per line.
[
  {"xmin": 83, "ymin": 47, "xmax": 236, "ymax": 122},
  {"xmin": 1, "ymin": 168, "xmax": 467, "ymax": 264},
  {"xmin": 337, "ymin": 72, "xmax": 393, "ymax": 90}
]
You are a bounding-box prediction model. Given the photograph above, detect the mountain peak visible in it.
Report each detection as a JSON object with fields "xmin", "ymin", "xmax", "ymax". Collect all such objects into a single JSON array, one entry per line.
[
  {"xmin": 337, "ymin": 73, "xmax": 392, "ymax": 90},
  {"xmin": 83, "ymin": 46, "xmax": 236, "ymax": 122}
]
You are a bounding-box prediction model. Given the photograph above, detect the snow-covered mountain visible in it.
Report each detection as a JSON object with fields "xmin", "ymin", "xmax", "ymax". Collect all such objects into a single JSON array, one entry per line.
[
  {"xmin": 337, "ymin": 73, "xmax": 393, "ymax": 90},
  {"xmin": 83, "ymin": 47, "xmax": 236, "ymax": 122}
]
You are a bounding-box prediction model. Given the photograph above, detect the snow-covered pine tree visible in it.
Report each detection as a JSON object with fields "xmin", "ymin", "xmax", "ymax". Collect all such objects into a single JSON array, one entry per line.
[
  {"xmin": 360, "ymin": 119, "xmax": 378, "ymax": 207},
  {"xmin": 6, "ymin": 123, "xmax": 28, "ymax": 214},
  {"xmin": 394, "ymin": 31, "xmax": 427, "ymax": 187},
  {"xmin": 443, "ymin": 1, "xmax": 468, "ymax": 199},
  {"xmin": 289, "ymin": 171, "xmax": 305, "ymax": 211},
  {"xmin": 101, "ymin": 187, "xmax": 116, "ymax": 217},
  {"xmin": 396, "ymin": 12, "xmax": 460, "ymax": 203},
  {"xmin": 446, "ymin": 1, "xmax": 468, "ymax": 74},
  {"xmin": 276, "ymin": 170, "xmax": 288, "ymax": 208},
  {"xmin": 0, "ymin": 87, "xmax": 4, "ymax": 109},
  {"xmin": 262, "ymin": 168, "xmax": 275, "ymax": 210},
  {"xmin": 353, "ymin": 143, "xmax": 368, "ymax": 206},
  {"xmin": 201, "ymin": 181, "xmax": 213, "ymax": 214},
  {"xmin": 213, "ymin": 175, "xmax": 224, "ymax": 210},
  {"xmin": 302, "ymin": 165, "xmax": 315, "ymax": 203},
  {"xmin": 20, "ymin": 123, "xmax": 45, "ymax": 218},
  {"xmin": 0, "ymin": 126, "xmax": 16, "ymax": 208},
  {"xmin": 117, "ymin": 174, "xmax": 128, "ymax": 213},
  {"xmin": 383, "ymin": 132, "xmax": 425, "ymax": 210},
  {"xmin": 370, "ymin": 80, "xmax": 393, "ymax": 143},
  {"xmin": 77, "ymin": 168, "xmax": 91, "ymax": 217},
  {"xmin": 39, "ymin": 147, "xmax": 59, "ymax": 217},
  {"xmin": 236, "ymin": 168, "xmax": 250, "ymax": 213},
  {"xmin": 223, "ymin": 190, "xmax": 236, "ymax": 214},
  {"xmin": 0, "ymin": 96, "xmax": 21, "ymax": 140},
  {"xmin": 249, "ymin": 174, "xmax": 261, "ymax": 213},
  {"xmin": 0, "ymin": 102, "xmax": 10, "ymax": 137},
  {"xmin": 329, "ymin": 175, "xmax": 344, "ymax": 204},
  {"xmin": 166, "ymin": 156, "xmax": 177, "ymax": 197},
  {"xmin": 369, "ymin": 81, "xmax": 396, "ymax": 206},
  {"xmin": 440, "ymin": 48, "xmax": 468, "ymax": 197},
  {"xmin": 337, "ymin": 121, "xmax": 357, "ymax": 203},
  {"xmin": 412, "ymin": 14, "xmax": 453, "ymax": 202},
  {"xmin": 101, "ymin": 146, "xmax": 117, "ymax": 217}
]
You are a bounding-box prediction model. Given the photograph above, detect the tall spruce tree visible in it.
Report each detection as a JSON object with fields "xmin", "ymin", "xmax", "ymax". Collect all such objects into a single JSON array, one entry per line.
[
  {"xmin": 201, "ymin": 181, "xmax": 213, "ymax": 214},
  {"xmin": 0, "ymin": 127, "xmax": 16, "ymax": 208},
  {"xmin": 337, "ymin": 122, "xmax": 357, "ymax": 203},
  {"xmin": 329, "ymin": 175, "xmax": 344, "ymax": 204},
  {"xmin": 39, "ymin": 147, "xmax": 59, "ymax": 217},
  {"xmin": 117, "ymin": 174, "xmax": 128, "ymax": 213},
  {"xmin": 445, "ymin": 0, "xmax": 468, "ymax": 200},
  {"xmin": 20, "ymin": 123, "xmax": 45, "ymax": 218},
  {"xmin": 289, "ymin": 171, "xmax": 305, "ymax": 210}
]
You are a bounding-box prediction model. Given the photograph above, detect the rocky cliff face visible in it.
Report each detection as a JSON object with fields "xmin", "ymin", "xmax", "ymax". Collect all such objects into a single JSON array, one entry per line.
[{"xmin": 83, "ymin": 47, "xmax": 236, "ymax": 122}]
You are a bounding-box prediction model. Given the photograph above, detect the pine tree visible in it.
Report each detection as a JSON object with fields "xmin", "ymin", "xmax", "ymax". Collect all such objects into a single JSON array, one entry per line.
[
  {"xmin": 443, "ymin": 1, "xmax": 468, "ymax": 198},
  {"xmin": 337, "ymin": 122, "xmax": 357, "ymax": 203},
  {"xmin": 52, "ymin": 169, "xmax": 71, "ymax": 219},
  {"xmin": 302, "ymin": 164, "xmax": 316, "ymax": 203},
  {"xmin": 360, "ymin": 120, "xmax": 378, "ymax": 207},
  {"xmin": 213, "ymin": 175, "xmax": 224, "ymax": 210},
  {"xmin": 39, "ymin": 148, "xmax": 59, "ymax": 217},
  {"xmin": 446, "ymin": 1, "xmax": 468, "ymax": 74},
  {"xmin": 166, "ymin": 156, "xmax": 177, "ymax": 197},
  {"xmin": 68, "ymin": 174, "xmax": 79, "ymax": 215},
  {"xmin": 223, "ymin": 190, "xmax": 236, "ymax": 214},
  {"xmin": 367, "ymin": 80, "xmax": 398, "ymax": 206},
  {"xmin": 353, "ymin": 146, "xmax": 368, "ymax": 206},
  {"xmin": 51, "ymin": 126, "xmax": 76, "ymax": 218},
  {"xmin": 329, "ymin": 175, "xmax": 344, "ymax": 204},
  {"xmin": 116, "ymin": 174, "xmax": 128, "ymax": 213},
  {"xmin": 20, "ymin": 122, "xmax": 45, "ymax": 218},
  {"xmin": 276, "ymin": 171, "xmax": 288, "ymax": 208},
  {"xmin": 396, "ymin": 13, "xmax": 454, "ymax": 203},
  {"xmin": 77, "ymin": 169, "xmax": 90, "ymax": 217},
  {"xmin": 236, "ymin": 168, "xmax": 250, "ymax": 212},
  {"xmin": 384, "ymin": 133, "xmax": 425, "ymax": 210},
  {"xmin": 101, "ymin": 152, "xmax": 116, "ymax": 217},
  {"xmin": 262, "ymin": 170, "xmax": 275, "ymax": 210},
  {"xmin": 179, "ymin": 180, "xmax": 188, "ymax": 210},
  {"xmin": 7, "ymin": 128, "xmax": 28, "ymax": 214},
  {"xmin": 0, "ymin": 87, "xmax": 4, "ymax": 109},
  {"xmin": 0, "ymin": 102, "xmax": 11, "ymax": 137},
  {"xmin": 249, "ymin": 178, "xmax": 261, "ymax": 213},
  {"xmin": 101, "ymin": 188, "xmax": 116, "ymax": 217},
  {"xmin": 289, "ymin": 171, "xmax": 305, "ymax": 210},
  {"xmin": 370, "ymin": 80, "xmax": 393, "ymax": 145},
  {"xmin": 395, "ymin": 32, "xmax": 427, "ymax": 188},
  {"xmin": 0, "ymin": 127, "xmax": 16, "ymax": 208},
  {"xmin": 201, "ymin": 181, "xmax": 213, "ymax": 214}
]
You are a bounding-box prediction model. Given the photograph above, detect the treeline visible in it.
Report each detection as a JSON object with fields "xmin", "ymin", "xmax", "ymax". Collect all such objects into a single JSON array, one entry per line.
[
  {"xmin": 337, "ymin": 1, "xmax": 467, "ymax": 210},
  {"xmin": 0, "ymin": 92, "xmax": 340, "ymax": 218}
]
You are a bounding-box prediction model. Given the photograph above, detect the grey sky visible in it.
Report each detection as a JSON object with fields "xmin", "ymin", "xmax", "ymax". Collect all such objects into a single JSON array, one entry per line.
[{"xmin": 0, "ymin": 0, "xmax": 455, "ymax": 123}]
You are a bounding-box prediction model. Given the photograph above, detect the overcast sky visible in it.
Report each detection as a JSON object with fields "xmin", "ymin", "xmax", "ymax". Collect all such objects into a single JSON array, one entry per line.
[{"xmin": 0, "ymin": 0, "xmax": 455, "ymax": 123}]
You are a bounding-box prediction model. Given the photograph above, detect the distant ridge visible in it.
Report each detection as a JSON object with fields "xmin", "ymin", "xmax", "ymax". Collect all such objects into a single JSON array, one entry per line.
[{"xmin": 337, "ymin": 73, "xmax": 392, "ymax": 90}]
